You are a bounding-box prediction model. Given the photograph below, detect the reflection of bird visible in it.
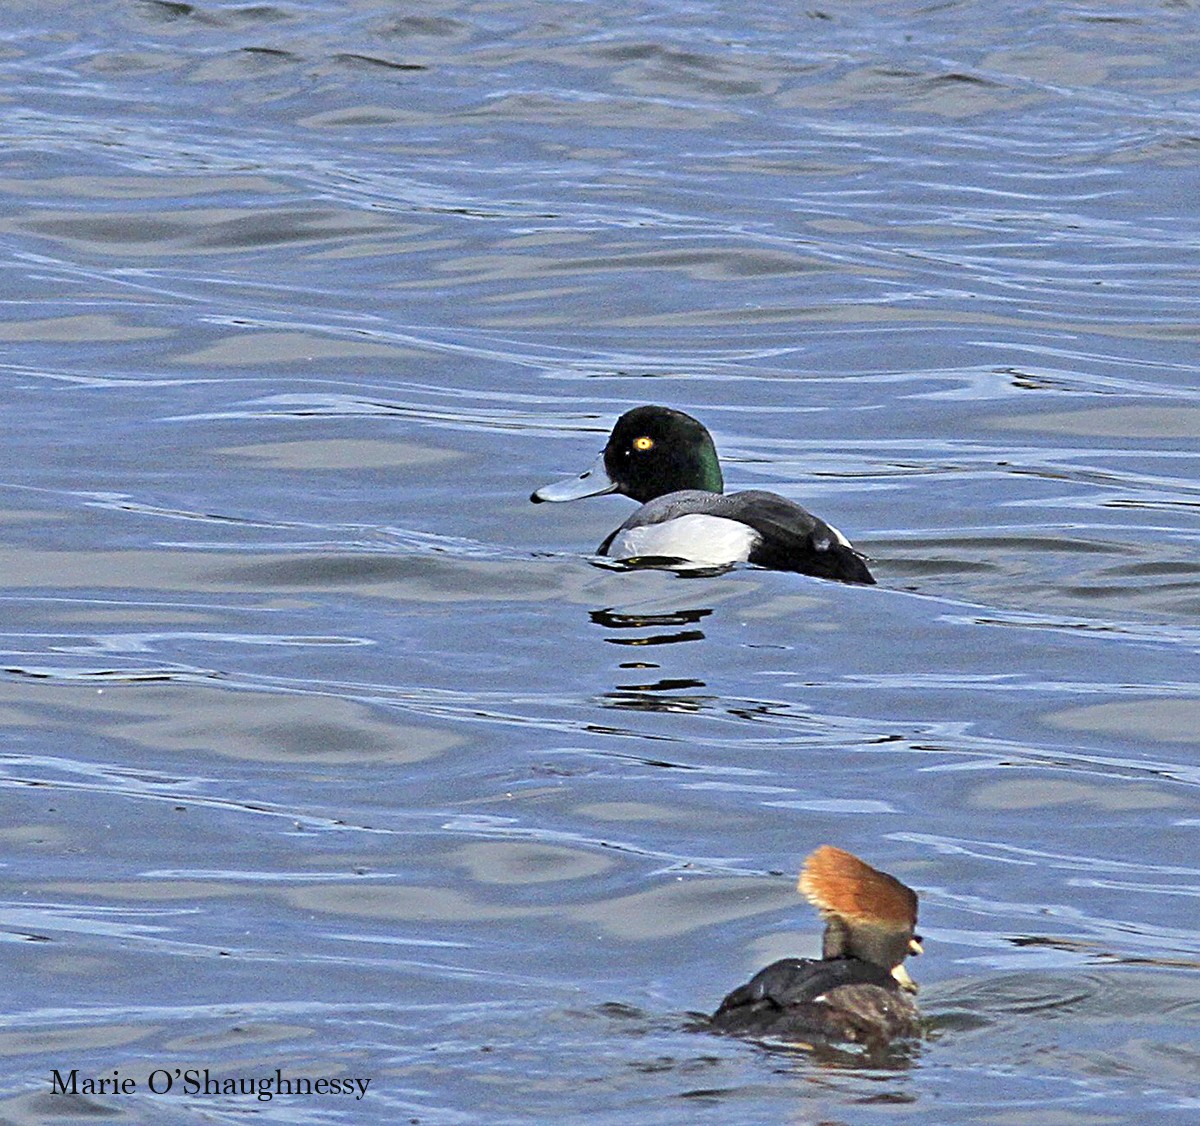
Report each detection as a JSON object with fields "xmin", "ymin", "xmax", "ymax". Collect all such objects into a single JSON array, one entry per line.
[
  {"xmin": 709, "ymin": 846, "xmax": 923, "ymax": 1046},
  {"xmin": 530, "ymin": 406, "xmax": 875, "ymax": 584}
]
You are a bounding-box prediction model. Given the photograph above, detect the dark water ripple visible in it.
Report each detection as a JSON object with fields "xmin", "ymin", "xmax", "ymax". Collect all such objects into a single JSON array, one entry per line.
[{"xmin": 1, "ymin": 0, "xmax": 1199, "ymax": 1123}]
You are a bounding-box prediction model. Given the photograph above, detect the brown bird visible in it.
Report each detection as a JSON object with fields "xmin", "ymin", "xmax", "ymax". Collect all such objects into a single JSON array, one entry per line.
[{"xmin": 709, "ymin": 845, "xmax": 924, "ymax": 1046}]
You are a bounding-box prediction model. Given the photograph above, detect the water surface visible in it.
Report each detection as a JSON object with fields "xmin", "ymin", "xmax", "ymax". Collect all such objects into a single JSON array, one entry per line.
[{"xmin": 1, "ymin": 1, "xmax": 1199, "ymax": 1123}]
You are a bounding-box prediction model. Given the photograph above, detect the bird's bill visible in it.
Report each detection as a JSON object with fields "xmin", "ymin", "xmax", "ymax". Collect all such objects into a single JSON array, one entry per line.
[
  {"xmin": 891, "ymin": 963, "xmax": 919, "ymax": 994},
  {"xmin": 530, "ymin": 452, "xmax": 617, "ymax": 503}
]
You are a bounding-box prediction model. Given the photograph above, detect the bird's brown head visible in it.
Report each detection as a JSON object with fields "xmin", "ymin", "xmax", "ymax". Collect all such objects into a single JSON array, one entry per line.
[{"xmin": 799, "ymin": 845, "xmax": 922, "ymax": 992}]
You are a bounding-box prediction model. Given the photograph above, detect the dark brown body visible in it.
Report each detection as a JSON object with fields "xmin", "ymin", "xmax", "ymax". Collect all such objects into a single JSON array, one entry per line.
[{"xmin": 709, "ymin": 956, "xmax": 920, "ymax": 1045}]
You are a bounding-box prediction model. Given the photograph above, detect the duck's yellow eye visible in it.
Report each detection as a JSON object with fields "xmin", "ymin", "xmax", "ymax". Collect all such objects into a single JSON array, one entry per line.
[{"xmin": 632, "ymin": 436, "xmax": 654, "ymax": 452}]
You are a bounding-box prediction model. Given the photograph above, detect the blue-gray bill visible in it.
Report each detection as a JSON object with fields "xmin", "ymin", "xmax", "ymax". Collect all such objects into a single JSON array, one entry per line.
[{"xmin": 530, "ymin": 452, "xmax": 616, "ymax": 503}]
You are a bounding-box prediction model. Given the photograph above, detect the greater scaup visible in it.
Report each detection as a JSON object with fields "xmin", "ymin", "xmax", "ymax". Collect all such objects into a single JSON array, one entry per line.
[
  {"xmin": 709, "ymin": 845, "xmax": 923, "ymax": 1046},
  {"xmin": 530, "ymin": 405, "xmax": 875, "ymax": 584}
]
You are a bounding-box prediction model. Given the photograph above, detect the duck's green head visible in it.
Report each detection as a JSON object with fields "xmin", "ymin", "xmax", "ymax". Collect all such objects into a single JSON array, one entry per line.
[
  {"xmin": 531, "ymin": 406, "xmax": 724, "ymax": 506},
  {"xmin": 604, "ymin": 406, "xmax": 724, "ymax": 502}
]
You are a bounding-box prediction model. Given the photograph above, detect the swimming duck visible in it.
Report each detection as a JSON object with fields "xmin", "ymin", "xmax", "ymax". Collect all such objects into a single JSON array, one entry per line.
[
  {"xmin": 530, "ymin": 406, "xmax": 875, "ymax": 584},
  {"xmin": 709, "ymin": 845, "xmax": 923, "ymax": 1046}
]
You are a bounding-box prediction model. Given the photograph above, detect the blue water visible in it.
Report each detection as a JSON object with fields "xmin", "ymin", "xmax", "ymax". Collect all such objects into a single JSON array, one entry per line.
[{"xmin": 1, "ymin": 1, "xmax": 1199, "ymax": 1122}]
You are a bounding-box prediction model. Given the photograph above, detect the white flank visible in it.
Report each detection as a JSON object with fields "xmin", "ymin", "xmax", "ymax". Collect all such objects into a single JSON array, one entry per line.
[
  {"xmin": 825, "ymin": 520, "xmax": 852, "ymax": 548},
  {"xmin": 605, "ymin": 514, "xmax": 759, "ymax": 565}
]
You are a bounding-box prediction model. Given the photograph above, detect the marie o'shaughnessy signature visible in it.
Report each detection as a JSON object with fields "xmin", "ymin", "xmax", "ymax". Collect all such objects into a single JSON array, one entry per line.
[{"xmin": 51, "ymin": 1068, "xmax": 371, "ymax": 1102}]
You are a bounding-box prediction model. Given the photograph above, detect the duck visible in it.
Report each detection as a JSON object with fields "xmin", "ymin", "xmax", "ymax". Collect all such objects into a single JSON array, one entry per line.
[
  {"xmin": 709, "ymin": 845, "xmax": 923, "ymax": 1046},
  {"xmin": 530, "ymin": 406, "xmax": 875, "ymax": 584}
]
